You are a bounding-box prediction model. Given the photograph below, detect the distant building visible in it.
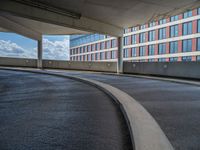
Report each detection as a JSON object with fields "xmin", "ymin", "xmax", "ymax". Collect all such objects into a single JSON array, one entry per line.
[{"xmin": 70, "ymin": 8, "xmax": 200, "ymax": 62}]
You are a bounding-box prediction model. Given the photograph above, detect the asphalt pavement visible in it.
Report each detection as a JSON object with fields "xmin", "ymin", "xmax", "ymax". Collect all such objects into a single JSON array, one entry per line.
[{"xmin": 0, "ymin": 70, "xmax": 133, "ymax": 150}]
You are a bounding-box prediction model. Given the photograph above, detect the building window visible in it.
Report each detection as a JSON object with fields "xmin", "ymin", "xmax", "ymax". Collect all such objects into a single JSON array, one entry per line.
[
  {"xmin": 149, "ymin": 21, "xmax": 156, "ymax": 27},
  {"xmin": 159, "ymin": 28, "xmax": 166, "ymax": 40},
  {"xmin": 124, "ymin": 36, "xmax": 129, "ymax": 45},
  {"xmin": 197, "ymin": 38, "xmax": 200, "ymax": 50},
  {"xmin": 183, "ymin": 10, "xmax": 192, "ymax": 19},
  {"xmin": 140, "ymin": 24, "xmax": 146, "ymax": 29},
  {"xmin": 131, "ymin": 27, "xmax": 138, "ymax": 32},
  {"xmin": 131, "ymin": 47, "xmax": 137, "ymax": 57},
  {"xmin": 111, "ymin": 39, "xmax": 116, "ymax": 48},
  {"xmin": 170, "ymin": 57, "xmax": 178, "ymax": 62},
  {"xmin": 124, "ymin": 28, "xmax": 129, "ymax": 34},
  {"xmin": 149, "ymin": 30, "xmax": 155, "ymax": 41},
  {"xmin": 198, "ymin": 8, "xmax": 200, "ymax": 15},
  {"xmin": 182, "ymin": 39, "xmax": 192, "ymax": 52},
  {"xmin": 170, "ymin": 25, "xmax": 179, "ymax": 37},
  {"xmin": 158, "ymin": 43, "xmax": 166, "ymax": 54},
  {"xmin": 170, "ymin": 15, "xmax": 179, "ymax": 22},
  {"xmin": 88, "ymin": 45, "xmax": 91, "ymax": 52},
  {"xmin": 197, "ymin": 56, "xmax": 200, "ymax": 61},
  {"xmin": 95, "ymin": 53, "xmax": 99, "ymax": 60},
  {"xmin": 159, "ymin": 18, "xmax": 167, "ymax": 25},
  {"xmin": 91, "ymin": 44, "xmax": 95, "ymax": 51},
  {"xmin": 123, "ymin": 49, "xmax": 129, "ymax": 58},
  {"xmin": 88, "ymin": 54, "xmax": 91, "ymax": 61},
  {"xmin": 148, "ymin": 45, "xmax": 155, "ymax": 55},
  {"xmin": 139, "ymin": 46, "xmax": 146, "ymax": 56},
  {"xmin": 183, "ymin": 22, "xmax": 193, "ymax": 35},
  {"xmin": 132, "ymin": 34, "xmax": 137, "ymax": 44},
  {"xmin": 100, "ymin": 42, "xmax": 105, "ymax": 50},
  {"xmin": 170, "ymin": 41, "xmax": 178, "ymax": 53},
  {"xmin": 140, "ymin": 32, "xmax": 146, "ymax": 43},
  {"xmin": 91, "ymin": 54, "xmax": 95, "ymax": 61},
  {"xmin": 106, "ymin": 52, "xmax": 111, "ymax": 59},
  {"xmin": 198, "ymin": 20, "xmax": 200, "ymax": 33},
  {"xmin": 182, "ymin": 56, "xmax": 192, "ymax": 61},
  {"xmin": 111, "ymin": 51, "xmax": 116, "ymax": 59},
  {"xmin": 100, "ymin": 52, "xmax": 104, "ymax": 60},
  {"xmin": 106, "ymin": 40, "xmax": 111, "ymax": 49}
]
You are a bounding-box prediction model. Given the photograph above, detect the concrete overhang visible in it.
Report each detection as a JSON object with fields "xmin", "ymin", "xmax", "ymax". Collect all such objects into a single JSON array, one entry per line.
[{"xmin": 0, "ymin": 0, "xmax": 200, "ymax": 37}]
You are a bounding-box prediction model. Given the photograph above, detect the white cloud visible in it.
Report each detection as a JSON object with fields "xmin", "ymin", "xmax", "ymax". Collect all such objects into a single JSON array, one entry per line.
[
  {"xmin": 0, "ymin": 37, "xmax": 70, "ymax": 60},
  {"xmin": 0, "ymin": 40, "xmax": 37, "ymax": 58},
  {"xmin": 43, "ymin": 38, "xmax": 70, "ymax": 60}
]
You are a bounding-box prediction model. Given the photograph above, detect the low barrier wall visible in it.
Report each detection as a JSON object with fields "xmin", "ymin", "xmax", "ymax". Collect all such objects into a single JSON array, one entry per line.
[
  {"xmin": 0, "ymin": 57, "xmax": 117, "ymax": 72},
  {"xmin": 124, "ymin": 62, "xmax": 200, "ymax": 79}
]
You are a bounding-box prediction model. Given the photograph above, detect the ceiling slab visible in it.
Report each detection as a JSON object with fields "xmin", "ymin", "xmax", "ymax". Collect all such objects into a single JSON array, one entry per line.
[{"xmin": 0, "ymin": 0, "xmax": 199, "ymax": 37}]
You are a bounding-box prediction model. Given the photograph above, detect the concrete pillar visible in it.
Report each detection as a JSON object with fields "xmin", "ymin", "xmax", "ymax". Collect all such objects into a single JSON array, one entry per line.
[
  {"xmin": 117, "ymin": 36, "xmax": 123, "ymax": 74},
  {"xmin": 37, "ymin": 39, "xmax": 43, "ymax": 69}
]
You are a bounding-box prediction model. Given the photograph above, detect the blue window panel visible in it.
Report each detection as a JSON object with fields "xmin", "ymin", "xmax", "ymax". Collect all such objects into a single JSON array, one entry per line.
[
  {"xmin": 197, "ymin": 56, "xmax": 200, "ymax": 61},
  {"xmin": 149, "ymin": 30, "xmax": 155, "ymax": 41},
  {"xmin": 149, "ymin": 22, "xmax": 156, "ymax": 27},
  {"xmin": 182, "ymin": 39, "xmax": 192, "ymax": 52},
  {"xmin": 159, "ymin": 19, "xmax": 167, "ymax": 25},
  {"xmin": 148, "ymin": 45, "xmax": 155, "ymax": 55},
  {"xmin": 170, "ymin": 15, "xmax": 179, "ymax": 22},
  {"xmin": 183, "ymin": 22, "xmax": 193, "ymax": 35},
  {"xmin": 158, "ymin": 43, "xmax": 166, "ymax": 54},
  {"xmin": 123, "ymin": 49, "xmax": 129, "ymax": 58},
  {"xmin": 170, "ymin": 41, "xmax": 178, "ymax": 53},
  {"xmin": 170, "ymin": 25, "xmax": 179, "ymax": 37},
  {"xmin": 198, "ymin": 20, "xmax": 200, "ymax": 33},
  {"xmin": 182, "ymin": 56, "xmax": 192, "ymax": 61},
  {"xmin": 140, "ymin": 32, "xmax": 146, "ymax": 43},
  {"xmin": 111, "ymin": 51, "xmax": 116, "ymax": 59},
  {"xmin": 197, "ymin": 38, "xmax": 200, "ymax": 51},
  {"xmin": 183, "ymin": 10, "xmax": 193, "ymax": 19},
  {"xmin": 111, "ymin": 39, "xmax": 116, "ymax": 48},
  {"xmin": 139, "ymin": 46, "xmax": 146, "ymax": 56},
  {"xmin": 124, "ymin": 36, "xmax": 129, "ymax": 45},
  {"xmin": 170, "ymin": 57, "xmax": 178, "ymax": 62},
  {"xmin": 159, "ymin": 28, "xmax": 166, "ymax": 40},
  {"xmin": 131, "ymin": 47, "xmax": 137, "ymax": 57},
  {"xmin": 140, "ymin": 24, "xmax": 146, "ymax": 29},
  {"xmin": 132, "ymin": 34, "xmax": 137, "ymax": 44},
  {"xmin": 158, "ymin": 58, "xmax": 166, "ymax": 62}
]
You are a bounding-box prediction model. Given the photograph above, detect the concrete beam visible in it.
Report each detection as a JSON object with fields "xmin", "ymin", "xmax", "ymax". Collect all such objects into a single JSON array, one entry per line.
[
  {"xmin": 0, "ymin": 15, "xmax": 41, "ymax": 40},
  {"xmin": 0, "ymin": 0, "xmax": 124, "ymax": 37}
]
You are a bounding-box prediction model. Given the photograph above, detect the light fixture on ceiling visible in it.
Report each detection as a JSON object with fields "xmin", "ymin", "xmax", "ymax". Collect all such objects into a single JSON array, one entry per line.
[{"xmin": 12, "ymin": 0, "xmax": 81, "ymax": 19}]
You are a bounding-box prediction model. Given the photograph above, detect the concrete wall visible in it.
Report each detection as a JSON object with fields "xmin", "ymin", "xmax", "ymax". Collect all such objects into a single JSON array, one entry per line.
[
  {"xmin": 124, "ymin": 62, "xmax": 200, "ymax": 79},
  {"xmin": 0, "ymin": 57, "xmax": 37, "ymax": 67},
  {"xmin": 0, "ymin": 57, "xmax": 117, "ymax": 72},
  {"xmin": 43, "ymin": 60, "xmax": 117, "ymax": 72}
]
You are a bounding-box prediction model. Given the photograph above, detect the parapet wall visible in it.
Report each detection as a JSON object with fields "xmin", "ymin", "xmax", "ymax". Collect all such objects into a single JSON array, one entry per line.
[
  {"xmin": 0, "ymin": 57, "xmax": 200, "ymax": 79},
  {"xmin": 0, "ymin": 57, "xmax": 117, "ymax": 72},
  {"xmin": 123, "ymin": 62, "xmax": 200, "ymax": 80}
]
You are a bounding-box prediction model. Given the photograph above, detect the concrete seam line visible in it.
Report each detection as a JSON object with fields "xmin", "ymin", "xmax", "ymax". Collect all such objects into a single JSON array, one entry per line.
[{"xmin": 0, "ymin": 67, "xmax": 174, "ymax": 150}]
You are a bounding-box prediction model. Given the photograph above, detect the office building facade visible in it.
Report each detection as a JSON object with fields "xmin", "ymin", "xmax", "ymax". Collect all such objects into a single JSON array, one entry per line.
[{"xmin": 70, "ymin": 8, "xmax": 200, "ymax": 62}]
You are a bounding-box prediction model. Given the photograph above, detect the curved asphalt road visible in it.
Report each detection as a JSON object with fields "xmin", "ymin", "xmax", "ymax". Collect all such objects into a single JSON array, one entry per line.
[
  {"xmin": 0, "ymin": 70, "xmax": 133, "ymax": 150},
  {"xmin": 53, "ymin": 70, "xmax": 200, "ymax": 150}
]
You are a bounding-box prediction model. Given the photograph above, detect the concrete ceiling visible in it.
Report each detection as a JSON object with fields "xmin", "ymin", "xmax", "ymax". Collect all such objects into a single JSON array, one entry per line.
[{"xmin": 0, "ymin": 0, "xmax": 199, "ymax": 38}]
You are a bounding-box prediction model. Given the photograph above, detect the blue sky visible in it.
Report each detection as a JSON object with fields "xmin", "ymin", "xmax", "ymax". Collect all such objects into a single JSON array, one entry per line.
[{"xmin": 0, "ymin": 32, "xmax": 70, "ymax": 60}]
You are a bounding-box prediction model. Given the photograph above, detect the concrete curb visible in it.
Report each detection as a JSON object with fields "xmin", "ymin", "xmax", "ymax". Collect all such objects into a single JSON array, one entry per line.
[{"xmin": 0, "ymin": 67, "xmax": 174, "ymax": 150}]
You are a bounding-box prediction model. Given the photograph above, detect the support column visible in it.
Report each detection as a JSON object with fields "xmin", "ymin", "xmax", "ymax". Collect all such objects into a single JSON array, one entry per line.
[
  {"xmin": 37, "ymin": 39, "xmax": 43, "ymax": 69},
  {"xmin": 117, "ymin": 36, "xmax": 123, "ymax": 74}
]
